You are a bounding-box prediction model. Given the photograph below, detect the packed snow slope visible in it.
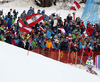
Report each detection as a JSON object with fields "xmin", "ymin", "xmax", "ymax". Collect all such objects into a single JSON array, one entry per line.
[{"xmin": 0, "ymin": 41, "xmax": 100, "ymax": 82}]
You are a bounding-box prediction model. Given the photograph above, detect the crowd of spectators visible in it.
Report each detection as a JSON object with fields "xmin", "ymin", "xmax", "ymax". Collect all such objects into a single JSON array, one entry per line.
[{"xmin": 0, "ymin": 7, "xmax": 100, "ymax": 56}]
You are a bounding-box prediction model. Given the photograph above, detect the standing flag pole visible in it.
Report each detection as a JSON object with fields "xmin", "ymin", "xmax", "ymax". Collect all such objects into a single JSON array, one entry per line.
[
  {"xmin": 27, "ymin": 29, "xmax": 33, "ymax": 56},
  {"xmin": 25, "ymin": 13, "xmax": 44, "ymax": 56},
  {"xmin": 58, "ymin": 49, "xmax": 61, "ymax": 61}
]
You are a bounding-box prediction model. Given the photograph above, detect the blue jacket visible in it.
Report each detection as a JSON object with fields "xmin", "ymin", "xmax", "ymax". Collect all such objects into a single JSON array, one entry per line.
[
  {"xmin": 8, "ymin": 19, "xmax": 12, "ymax": 28},
  {"xmin": 79, "ymin": 41, "xmax": 82, "ymax": 49},
  {"xmin": 27, "ymin": 9, "xmax": 34, "ymax": 15},
  {"xmin": 88, "ymin": 40, "xmax": 94, "ymax": 47},
  {"xmin": 46, "ymin": 30, "xmax": 51, "ymax": 39},
  {"xmin": 52, "ymin": 42, "xmax": 57, "ymax": 49},
  {"xmin": 15, "ymin": 39, "xmax": 19, "ymax": 45},
  {"xmin": 41, "ymin": 42, "xmax": 46, "ymax": 49},
  {"xmin": 67, "ymin": 30, "xmax": 73, "ymax": 36},
  {"xmin": 4, "ymin": 18, "xmax": 10, "ymax": 23}
]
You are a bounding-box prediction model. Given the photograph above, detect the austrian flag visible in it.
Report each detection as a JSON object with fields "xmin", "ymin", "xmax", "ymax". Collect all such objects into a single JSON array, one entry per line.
[
  {"xmin": 82, "ymin": 27, "xmax": 94, "ymax": 38},
  {"xmin": 40, "ymin": 27, "xmax": 45, "ymax": 32},
  {"xmin": 18, "ymin": 17, "xmax": 32, "ymax": 34},
  {"xmin": 58, "ymin": 26, "xmax": 66, "ymax": 33},
  {"xmin": 82, "ymin": 29, "xmax": 89, "ymax": 38},
  {"xmin": 66, "ymin": 36, "xmax": 72, "ymax": 40},
  {"xmin": 70, "ymin": 0, "xmax": 81, "ymax": 11},
  {"xmin": 25, "ymin": 14, "xmax": 44, "ymax": 27}
]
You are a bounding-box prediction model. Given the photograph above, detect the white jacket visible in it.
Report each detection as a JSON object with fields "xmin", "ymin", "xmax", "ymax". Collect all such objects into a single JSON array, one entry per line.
[{"xmin": 86, "ymin": 59, "xmax": 94, "ymax": 66}]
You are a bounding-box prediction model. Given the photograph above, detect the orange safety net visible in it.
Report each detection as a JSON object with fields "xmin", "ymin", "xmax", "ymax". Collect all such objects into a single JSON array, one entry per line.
[{"xmin": 32, "ymin": 47, "xmax": 100, "ymax": 65}]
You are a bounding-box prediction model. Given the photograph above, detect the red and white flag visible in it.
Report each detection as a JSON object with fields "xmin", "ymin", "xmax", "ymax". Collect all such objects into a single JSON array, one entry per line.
[
  {"xmin": 25, "ymin": 13, "xmax": 44, "ymax": 27},
  {"xmin": 72, "ymin": 42, "xmax": 78, "ymax": 47},
  {"xmin": 58, "ymin": 26, "xmax": 66, "ymax": 33},
  {"xmin": 18, "ymin": 17, "xmax": 32, "ymax": 34},
  {"xmin": 82, "ymin": 27, "xmax": 94, "ymax": 38},
  {"xmin": 70, "ymin": 0, "xmax": 81, "ymax": 11},
  {"xmin": 82, "ymin": 29, "xmax": 90, "ymax": 38},
  {"xmin": 40, "ymin": 27, "xmax": 45, "ymax": 32},
  {"xmin": 66, "ymin": 36, "xmax": 72, "ymax": 40}
]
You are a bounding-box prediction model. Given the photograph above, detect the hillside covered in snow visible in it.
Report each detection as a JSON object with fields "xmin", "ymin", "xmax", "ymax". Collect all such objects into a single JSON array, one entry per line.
[
  {"xmin": 0, "ymin": 0, "xmax": 100, "ymax": 82},
  {"xmin": 0, "ymin": 41, "xmax": 100, "ymax": 82}
]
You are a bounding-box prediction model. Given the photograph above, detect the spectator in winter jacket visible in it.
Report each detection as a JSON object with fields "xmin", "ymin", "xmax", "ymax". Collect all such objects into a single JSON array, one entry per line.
[
  {"xmin": 32, "ymin": 38, "xmax": 37, "ymax": 48},
  {"xmin": 79, "ymin": 21, "xmax": 85, "ymax": 34},
  {"xmin": 0, "ymin": 17, "xmax": 4, "ymax": 26},
  {"xmin": 5, "ymin": 33, "xmax": 12, "ymax": 44},
  {"xmin": 9, "ymin": 9, "xmax": 13, "ymax": 16},
  {"xmin": 67, "ymin": 14, "xmax": 72, "ymax": 23},
  {"xmin": 71, "ymin": 31, "xmax": 76, "ymax": 40},
  {"xmin": 67, "ymin": 27, "xmax": 73, "ymax": 36},
  {"xmin": 18, "ymin": 38, "xmax": 24, "ymax": 49},
  {"xmin": 58, "ymin": 17, "xmax": 63, "ymax": 26},
  {"xmin": 46, "ymin": 38, "xmax": 53, "ymax": 50},
  {"xmin": 87, "ymin": 21, "xmax": 90, "ymax": 28},
  {"xmin": 0, "ymin": 33, "xmax": 5, "ymax": 42},
  {"xmin": 53, "ymin": 18, "xmax": 58, "ymax": 28},
  {"xmin": 64, "ymin": 22, "xmax": 69, "ymax": 33},
  {"xmin": 60, "ymin": 39, "xmax": 69, "ymax": 51},
  {"xmin": 13, "ymin": 9, "xmax": 18, "ymax": 18},
  {"xmin": 88, "ymin": 39, "xmax": 94, "ymax": 49},
  {"xmin": 93, "ymin": 41, "xmax": 98, "ymax": 51},
  {"xmin": 8, "ymin": 18, "xmax": 12, "ymax": 29},
  {"xmin": 3, "ymin": 20, "xmax": 7, "ymax": 28},
  {"xmin": 20, "ymin": 10, "xmax": 27, "ymax": 18},
  {"xmin": 84, "ymin": 45, "xmax": 90, "ymax": 56},
  {"xmin": 46, "ymin": 29, "xmax": 52, "ymax": 39},
  {"xmin": 7, "ymin": 12, "xmax": 12, "ymax": 19},
  {"xmin": 0, "ymin": 25, "xmax": 4, "ymax": 35},
  {"xmin": 11, "ymin": 36, "xmax": 16, "ymax": 45},
  {"xmin": 52, "ymin": 40, "xmax": 57, "ymax": 50},
  {"xmin": 3, "ymin": 16, "xmax": 10, "ymax": 23},
  {"xmin": 27, "ymin": 7, "xmax": 34, "ymax": 15},
  {"xmin": 97, "ymin": 40, "xmax": 100, "ymax": 51},
  {"xmin": 37, "ymin": 9, "xmax": 41, "ymax": 14},
  {"xmin": 25, "ymin": 41, "xmax": 29, "ymax": 50},
  {"xmin": 75, "ymin": 17, "xmax": 81, "ymax": 25},
  {"xmin": 40, "ymin": 40, "xmax": 46, "ymax": 49},
  {"xmin": 15, "ymin": 35, "xmax": 19, "ymax": 46},
  {"xmin": 41, "ymin": 10, "xmax": 45, "ymax": 15}
]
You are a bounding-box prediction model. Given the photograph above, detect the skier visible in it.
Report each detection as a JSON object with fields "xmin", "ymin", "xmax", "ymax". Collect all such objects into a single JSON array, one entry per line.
[
  {"xmin": 85, "ymin": 56, "xmax": 97, "ymax": 75},
  {"xmin": 86, "ymin": 56, "xmax": 94, "ymax": 71}
]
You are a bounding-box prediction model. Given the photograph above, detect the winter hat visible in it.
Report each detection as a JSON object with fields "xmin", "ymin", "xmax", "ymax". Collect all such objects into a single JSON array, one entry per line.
[
  {"xmin": 88, "ymin": 56, "xmax": 92, "ymax": 60},
  {"xmin": 87, "ymin": 21, "xmax": 90, "ymax": 23},
  {"xmin": 96, "ymin": 31, "xmax": 98, "ymax": 35}
]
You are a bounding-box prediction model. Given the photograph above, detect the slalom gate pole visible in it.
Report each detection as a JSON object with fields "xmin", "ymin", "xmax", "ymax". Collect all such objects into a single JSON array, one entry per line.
[
  {"xmin": 72, "ymin": 52, "xmax": 85, "ymax": 65},
  {"xmin": 67, "ymin": 41, "xmax": 71, "ymax": 64},
  {"xmin": 27, "ymin": 29, "xmax": 33, "ymax": 56},
  {"xmin": 80, "ymin": 43, "xmax": 85, "ymax": 68}
]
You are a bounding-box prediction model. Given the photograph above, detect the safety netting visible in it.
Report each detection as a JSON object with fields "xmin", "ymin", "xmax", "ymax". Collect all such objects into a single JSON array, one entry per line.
[{"xmin": 81, "ymin": 0, "xmax": 100, "ymax": 26}]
